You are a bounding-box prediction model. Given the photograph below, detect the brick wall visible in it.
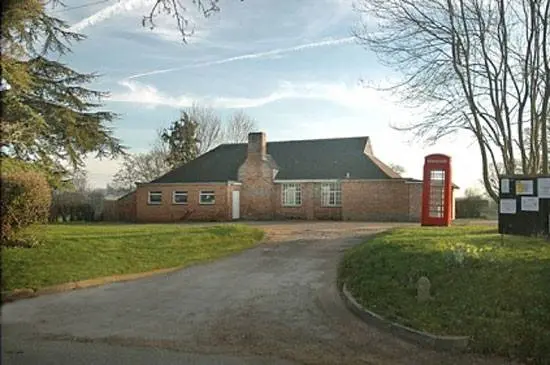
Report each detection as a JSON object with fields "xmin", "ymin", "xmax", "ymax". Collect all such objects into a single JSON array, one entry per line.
[
  {"xmin": 273, "ymin": 183, "xmax": 342, "ymax": 220},
  {"xmin": 102, "ymin": 200, "xmax": 117, "ymax": 221},
  {"xmin": 238, "ymin": 159, "xmax": 275, "ymax": 220},
  {"xmin": 342, "ymin": 180, "xmax": 412, "ymax": 221},
  {"xmin": 135, "ymin": 183, "xmax": 232, "ymax": 222},
  {"xmin": 238, "ymin": 132, "xmax": 275, "ymax": 220},
  {"xmin": 103, "ymin": 192, "xmax": 137, "ymax": 222},
  {"xmin": 117, "ymin": 191, "xmax": 137, "ymax": 221},
  {"xmin": 407, "ymin": 183, "xmax": 423, "ymax": 222}
]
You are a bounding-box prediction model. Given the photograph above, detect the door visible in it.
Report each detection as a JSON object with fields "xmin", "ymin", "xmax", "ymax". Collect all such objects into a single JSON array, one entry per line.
[{"xmin": 232, "ymin": 190, "xmax": 240, "ymax": 219}]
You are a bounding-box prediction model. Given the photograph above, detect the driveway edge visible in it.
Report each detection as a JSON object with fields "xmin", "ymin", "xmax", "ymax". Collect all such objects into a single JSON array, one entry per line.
[
  {"xmin": 2, "ymin": 267, "xmax": 183, "ymax": 304},
  {"xmin": 340, "ymin": 284, "xmax": 470, "ymax": 352}
]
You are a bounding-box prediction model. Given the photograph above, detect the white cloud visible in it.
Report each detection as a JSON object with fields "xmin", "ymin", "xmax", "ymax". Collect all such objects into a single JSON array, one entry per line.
[
  {"xmin": 109, "ymin": 80, "xmax": 195, "ymax": 108},
  {"xmin": 109, "ymin": 79, "xmax": 405, "ymax": 116},
  {"xmin": 127, "ymin": 36, "xmax": 356, "ymax": 79}
]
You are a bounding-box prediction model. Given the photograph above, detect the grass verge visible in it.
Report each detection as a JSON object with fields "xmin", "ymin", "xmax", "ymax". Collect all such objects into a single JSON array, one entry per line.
[
  {"xmin": 2, "ymin": 223, "xmax": 264, "ymax": 292},
  {"xmin": 338, "ymin": 226, "xmax": 550, "ymax": 363}
]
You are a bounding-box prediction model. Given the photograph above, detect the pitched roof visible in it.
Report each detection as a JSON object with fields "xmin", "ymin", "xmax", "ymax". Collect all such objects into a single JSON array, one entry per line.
[{"xmin": 148, "ymin": 136, "xmax": 401, "ymax": 184}]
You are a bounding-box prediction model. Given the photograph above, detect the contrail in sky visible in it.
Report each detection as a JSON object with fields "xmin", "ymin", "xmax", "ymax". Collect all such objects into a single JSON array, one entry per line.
[{"xmin": 127, "ymin": 36, "xmax": 356, "ymax": 79}]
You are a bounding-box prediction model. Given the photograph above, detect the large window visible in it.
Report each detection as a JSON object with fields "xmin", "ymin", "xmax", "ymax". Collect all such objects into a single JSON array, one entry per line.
[
  {"xmin": 148, "ymin": 191, "xmax": 162, "ymax": 205},
  {"xmin": 282, "ymin": 183, "xmax": 302, "ymax": 206},
  {"xmin": 321, "ymin": 182, "xmax": 341, "ymax": 207},
  {"xmin": 172, "ymin": 191, "xmax": 188, "ymax": 204},
  {"xmin": 199, "ymin": 191, "xmax": 216, "ymax": 205}
]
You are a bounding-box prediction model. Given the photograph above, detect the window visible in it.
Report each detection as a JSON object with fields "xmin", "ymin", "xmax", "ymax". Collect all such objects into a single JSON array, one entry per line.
[
  {"xmin": 172, "ymin": 191, "xmax": 188, "ymax": 204},
  {"xmin": 430, "ymin": 169, "xmax": 445, "ymax": 183},
  {"xmin": 282, "ymin": 183, "xmax": 302, "ymax": 206},
  {"xmin": 148, "ymin": 191, "xmax": 162, "ymax": 205},
  {"xmin": 321, "ymin": 182, "xmax": 342, "ymax": 207},
  {"xmin": 200, "ymin": 190, "xmax": 216, "ymax": 205},
  {"xmin": 429, "ymin": 169, "xmax": 445, "ymax": 218}
]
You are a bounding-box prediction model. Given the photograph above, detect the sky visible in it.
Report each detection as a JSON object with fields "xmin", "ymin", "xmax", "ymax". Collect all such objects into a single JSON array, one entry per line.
[{"xmin": 51, "ymin": 0, "xmax": 483, "ymax": 195}]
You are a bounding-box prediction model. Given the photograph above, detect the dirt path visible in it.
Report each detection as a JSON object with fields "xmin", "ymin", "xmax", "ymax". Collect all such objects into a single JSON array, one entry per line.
[{"xmin": 2, "ymin": 222, "xmax": 512, "ymax": 365}]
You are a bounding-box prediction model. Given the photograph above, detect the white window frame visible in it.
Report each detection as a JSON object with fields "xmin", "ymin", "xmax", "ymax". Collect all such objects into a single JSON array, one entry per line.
[
  {"xmin": 148, "ymin": 191, "xmax": 162, "ymax": 205},
  {"xmin": 199, "ymin": 190, "xmax": 216, "ymax": 205},
  {"xmin": 282, "ymin": 183, "xmax": 302, "ymax": 207},
  {"xmin": 321, "ymin": 182, "xmax": 342, "ymax": 207},
  {"xmin": 172, "ymin": 191, "xmax": 188, "ymax": 205}
]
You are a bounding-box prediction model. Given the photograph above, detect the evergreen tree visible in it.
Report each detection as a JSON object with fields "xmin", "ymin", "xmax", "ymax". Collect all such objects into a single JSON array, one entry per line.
[
  {"xmin": 1, "ymin": 0, "xmax": 123, "ymax": 176},
  {"xmin": 161, "ymin": 112, "xmax": 200, "ymax": 168}
]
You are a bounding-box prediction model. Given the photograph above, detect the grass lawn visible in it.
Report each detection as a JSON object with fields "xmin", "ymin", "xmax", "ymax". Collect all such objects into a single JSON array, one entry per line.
[
  {"xmin": 2, "ymin": 223, "xmax": 264, "ymax": 292},
  {"xmin": 339, "ymin": 226, "xmax": 550, "ymax": 363}
]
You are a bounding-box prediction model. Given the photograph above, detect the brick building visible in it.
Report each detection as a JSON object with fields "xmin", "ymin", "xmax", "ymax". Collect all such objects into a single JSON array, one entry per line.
[{"xmin": 114, "ymin": 132, "xmax": 455, "ymax": 222}]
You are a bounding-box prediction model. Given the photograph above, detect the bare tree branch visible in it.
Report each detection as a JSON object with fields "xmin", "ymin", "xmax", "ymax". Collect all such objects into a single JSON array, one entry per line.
[
  {"xmin": 225, "ymin": 110, "xmax": 257, "ymax": 143},
  {"xmin": 143, "ymin": 0, "xmax": 222, "ymax": 43},
  {"xmin": 185, "ymin": 103, "xmax": 223, "ymax": 154},
  {"xmin": 355, "ymin": 0, "xmax": 550, "ymax": 199}
]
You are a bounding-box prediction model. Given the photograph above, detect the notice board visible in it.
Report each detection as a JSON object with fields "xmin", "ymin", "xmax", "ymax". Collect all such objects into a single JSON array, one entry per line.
[{"xmin": 498, "ymin": 175, "xmax": 550, "ymax": 237}]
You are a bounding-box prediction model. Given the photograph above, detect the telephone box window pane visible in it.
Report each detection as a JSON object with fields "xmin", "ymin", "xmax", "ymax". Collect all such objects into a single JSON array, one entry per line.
[
  {"xmin": 428, "ymin": 170, "xmax": 445, "ymax": 218},
  {"xmin": 430, "ymin": 170, "xmax": 445, "ymax": 181}
]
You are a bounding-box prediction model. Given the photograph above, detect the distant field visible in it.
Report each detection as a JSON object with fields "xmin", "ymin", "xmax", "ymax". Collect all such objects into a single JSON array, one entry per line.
[{"xmin": 3, "ymin": 224, "xmax": 264, "ymax": 291}]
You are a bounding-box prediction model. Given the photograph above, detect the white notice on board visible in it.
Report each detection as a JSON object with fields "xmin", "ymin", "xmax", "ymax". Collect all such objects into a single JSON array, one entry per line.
[
  {"xmin": 538, "ymin": 178, "xmax": 550, "ymax": 198},
  {"xmin": 521, "ymin": 197, "xmax": 539, "ymax": 212},
  {"xmin": 500, "ymin": 179, "xmax": 510, "ymax": 193},
  {"xmin": 499, "ymin": 199, "xmax": 516, "ymax": 214},
  {"xmin": 516, "ymin": 180, "xmax": 534, "ymax": 195}
]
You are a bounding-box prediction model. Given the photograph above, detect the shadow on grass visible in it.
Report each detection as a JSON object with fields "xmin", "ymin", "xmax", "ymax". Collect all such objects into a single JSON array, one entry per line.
[{"xmin": 339, "ymin": 229, "xmax": 550, "ymax": 363}]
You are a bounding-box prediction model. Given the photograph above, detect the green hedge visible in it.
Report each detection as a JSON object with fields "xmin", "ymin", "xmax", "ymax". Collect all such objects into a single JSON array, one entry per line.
[{"xmin": 1, "ymin": 169, "xmax": 51, "ymax": 245}]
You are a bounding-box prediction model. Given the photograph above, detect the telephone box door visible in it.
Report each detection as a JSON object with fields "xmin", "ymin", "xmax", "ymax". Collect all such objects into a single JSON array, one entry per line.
[{"xmin": 421, "ymin": 154, "xmax": 452, "ymax": 226}]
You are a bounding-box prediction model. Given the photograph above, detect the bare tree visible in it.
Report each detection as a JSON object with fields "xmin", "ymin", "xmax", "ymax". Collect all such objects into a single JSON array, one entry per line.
[
  {"xmin": 143, "ymin": 0, "xmax": 223, "ymax": 42},
  {"xmin": 186, "ymin": 103, "xmax": 224, "ymax": 154},
  {"xmin": 355, "ymin": 0, "xmax": 549, "ymax": 200},
  {"xmin": 111, "ymin": 146, "xmax": 171, "ymax": 191},
  {"xmin": 225, "ymin": 110, "xmax": 258, "ymax": 143},
  {"xmin": 71, "ymin": 169, "xmax": 89, "ymax": 193}
]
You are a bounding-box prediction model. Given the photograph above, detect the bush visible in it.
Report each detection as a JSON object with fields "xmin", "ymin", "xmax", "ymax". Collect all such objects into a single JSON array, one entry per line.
[
  {"xmin": 1, "ymin": 170, "xmax": 52, "ymax": 245},
  {"xmin": 455, "ymin": 197, "xmax": 490, "ymax": 218},
  {"xmin": 49, "ymin": 191, "xmax": 98, "ymax": 222},
  {"xmin": 0, "ymin": 157, "xmax": 66, "ymax": 189}
]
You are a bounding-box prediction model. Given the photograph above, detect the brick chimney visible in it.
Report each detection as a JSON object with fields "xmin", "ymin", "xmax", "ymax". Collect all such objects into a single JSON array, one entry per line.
[
  {"xmin": 238, "ymin": 131, "xmax": 274, "ymax": 219},
  {"xmin": 247, "ymin": 132, "xmax": 267, "ymax": 160}
]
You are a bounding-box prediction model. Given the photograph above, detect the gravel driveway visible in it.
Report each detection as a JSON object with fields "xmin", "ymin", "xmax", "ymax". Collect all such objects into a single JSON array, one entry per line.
[{"xmin": 2, "ymin": 222, "xmax": 511, "ymax": 365}]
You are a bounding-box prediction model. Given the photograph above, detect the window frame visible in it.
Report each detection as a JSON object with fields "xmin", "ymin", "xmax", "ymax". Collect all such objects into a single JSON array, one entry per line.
[
  {"xmin": 148, "ymin": 191, "xmax": 162, "ymax": 205},
  {"xmin": 282, "ymin": 183, "xmax": 302, "ymax": 207},
  {"xmin": 321, "ymin": 182, "xmax": 342, "ymax": 207},
  {"xmin": 199, "ymin": 190, "xmax": 216, "ymax": 205},
  {"xmin": 172, "ymin": 190, "xmax": 188, "ymax": 205}
]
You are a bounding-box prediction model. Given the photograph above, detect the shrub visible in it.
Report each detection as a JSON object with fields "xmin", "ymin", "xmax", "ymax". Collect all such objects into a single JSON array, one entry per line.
[
  {"xmin": 49, "ymin": 191, "xmax": 98, "ymax": 222},
  {"xmin": 455, "ymin": 197, "xmax": 490, "ymax": 218},
  {"xmin": 0, "ymin": 157, "xmax": 66, "ymax": 189},
  {"xmin": 1, "ymin": 169, "xmax": 52, "ymax": 245}
]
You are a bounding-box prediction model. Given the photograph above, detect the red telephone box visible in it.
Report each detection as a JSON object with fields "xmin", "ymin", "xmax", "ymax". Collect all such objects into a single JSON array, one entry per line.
[{"xmin": 421, "ymin": 154, "xmax": 452, "ymax": 226}]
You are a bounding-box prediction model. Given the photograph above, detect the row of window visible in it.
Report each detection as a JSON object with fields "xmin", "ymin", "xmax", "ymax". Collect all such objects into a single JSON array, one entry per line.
[
  {"xmin": 148, "ymin": 190, "xmax": 215, "ymax": 205},
  {"xmin": 147, "ymin": 183, "xmax": 342, "ymax": 207},
  {"xmin": 282, "ymin": 182, "xmax": 342, "ymax": 207}
]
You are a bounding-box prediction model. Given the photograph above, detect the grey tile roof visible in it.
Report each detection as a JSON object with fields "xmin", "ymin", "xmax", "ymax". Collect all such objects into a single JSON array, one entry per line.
[{"xmin": 149, "ymin": 136, "xmax": 400, "ymax": 184}]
